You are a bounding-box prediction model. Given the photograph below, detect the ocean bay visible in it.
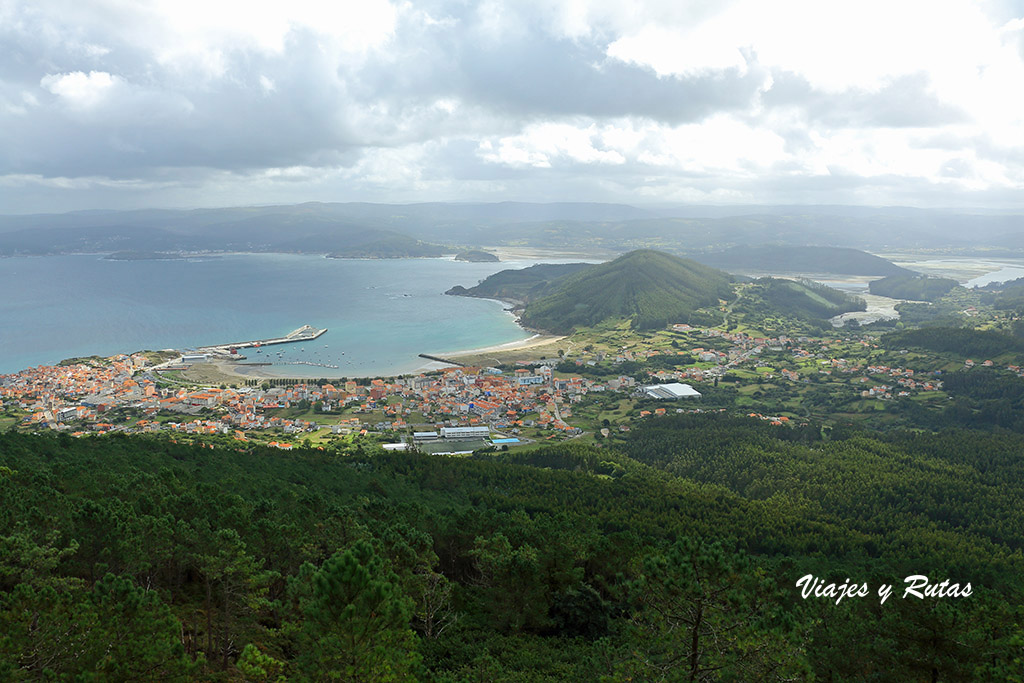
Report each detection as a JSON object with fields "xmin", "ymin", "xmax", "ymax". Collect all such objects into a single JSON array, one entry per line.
[{"xmin": 0, "ymin": 253, "xmax": 577, "ymax": 377}]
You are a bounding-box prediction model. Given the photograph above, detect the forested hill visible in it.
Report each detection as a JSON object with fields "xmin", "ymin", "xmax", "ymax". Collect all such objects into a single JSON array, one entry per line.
[
  {"xmin": 868, "ymin": 272, "xmax": 959, "ymax": 301},
  {"xmin": 1, "ymin": 420, "xmax": 1022, "ymax": 680},
  {"xmin": 520, "ymin": 249, "xmax": 734, "ymax": 333},
  {"xmin": 734, "ymin": 277, "xmax": 867, "ymax": 324},
  {"xmin": 695, "ymin": 245, "xmax": 911, "ymax": 276},
  {"xmin": 445, "ymin": 262, "xmax": 591, "ymax": 303}
]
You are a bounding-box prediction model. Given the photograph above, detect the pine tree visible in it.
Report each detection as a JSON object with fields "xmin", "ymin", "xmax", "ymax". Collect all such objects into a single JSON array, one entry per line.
[{"xmin": 292, "ymin": 541, "xmax": 421, "ymax": 681}]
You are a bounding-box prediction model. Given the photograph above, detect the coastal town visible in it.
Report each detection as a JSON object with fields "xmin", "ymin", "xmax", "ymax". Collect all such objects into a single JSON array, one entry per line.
[
  {"xmin": 1, "ymin": 350, "xmax": 592, "ymax": 448},
  {"xmin": 3, "ymin": 318, "xmax": 995, "ymax": 448}
]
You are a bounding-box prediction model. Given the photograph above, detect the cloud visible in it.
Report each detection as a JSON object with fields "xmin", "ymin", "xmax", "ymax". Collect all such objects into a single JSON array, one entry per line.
[
  {"xmin": 760, "ymin": 71, "xmax": 969, "ymax": 129},
  {"xmin": 1, "ymin": 0, "xmax": 1023, "ymax": 212},
  {"xmin": 41, "ymin": 70, "xmax": 119, "ymax": 108}
]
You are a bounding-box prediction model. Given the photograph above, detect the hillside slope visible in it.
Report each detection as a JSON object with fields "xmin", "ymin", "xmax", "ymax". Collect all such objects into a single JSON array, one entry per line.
[
  {"xmin": 445, "ymin": 262, "xmax": 592, "ymax": 304},
  {"xmin": 520, "ymin": 249, "xmax": 734, "ymax": 333},
  {"xmin": 733, "ymin": 278, "xmax": 867, "ymax": 325}
]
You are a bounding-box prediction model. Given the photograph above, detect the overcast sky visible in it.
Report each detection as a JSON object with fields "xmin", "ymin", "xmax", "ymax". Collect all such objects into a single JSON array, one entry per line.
[{"xmin": 2, "ymin": 0, "xmax": 1024, "ymax": 213}]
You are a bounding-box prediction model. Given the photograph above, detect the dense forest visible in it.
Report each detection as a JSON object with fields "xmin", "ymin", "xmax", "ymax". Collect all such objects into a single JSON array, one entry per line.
[
  {"xmin": 2, "ymin": 418, "xmax": 1022, "ymax": 681},
  {"xmin": 882, "ymin": 326, "xmax": 1024, "ymax": 358}
]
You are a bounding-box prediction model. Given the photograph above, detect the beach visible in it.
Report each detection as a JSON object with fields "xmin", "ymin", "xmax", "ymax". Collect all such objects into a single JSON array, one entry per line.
[{"xmin": 437, "ymin": 333, "xmax": 565, "ymax": 358}]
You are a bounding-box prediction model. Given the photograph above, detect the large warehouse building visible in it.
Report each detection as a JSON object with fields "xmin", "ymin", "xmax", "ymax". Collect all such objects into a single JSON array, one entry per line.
[{"xmin": 639, "ymin": 383, "xmax": 702, "ymax": 399}]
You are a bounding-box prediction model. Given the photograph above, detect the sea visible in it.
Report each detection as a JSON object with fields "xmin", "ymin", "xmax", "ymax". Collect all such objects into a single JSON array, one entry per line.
[
  {"xmin": 0, "ymin": 253, "xmax": 591, "ymax": 378},
  {"xmin": 5, "ymin": 253, "xmax": 1023, "ymax": 377}
]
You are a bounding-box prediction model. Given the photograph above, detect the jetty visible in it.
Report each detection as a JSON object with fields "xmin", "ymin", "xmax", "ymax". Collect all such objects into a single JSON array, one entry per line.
[
  {"xmin": 418, "ymin": 353, "xmax": 466, "ymax": 367},
  {"xmin": 199, "ymin": 325, "xmax": 327, "ymax": 353}
]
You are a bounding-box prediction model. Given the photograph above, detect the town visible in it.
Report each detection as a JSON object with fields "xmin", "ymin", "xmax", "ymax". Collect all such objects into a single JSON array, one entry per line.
[{"xmin": 5, "ymin": 318, "xmax": 1000, "ymax": 449}]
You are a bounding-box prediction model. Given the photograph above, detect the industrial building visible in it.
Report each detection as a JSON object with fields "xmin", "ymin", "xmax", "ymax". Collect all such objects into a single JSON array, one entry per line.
[
  {"xmin": 440, "ymin": 426, "xmax": 490, "ymax": 440},
  {"xmin": 639, "ymin": 383, "xmax": 702, "ymax": 399}
]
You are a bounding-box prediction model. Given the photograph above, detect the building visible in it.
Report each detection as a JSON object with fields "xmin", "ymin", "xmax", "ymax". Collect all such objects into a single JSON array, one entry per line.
[
  {"xmin": 413, "ymin": 431, "xmax": 439, "ymax": 443},
  {"xmin": 640, "ymin": 383, "xmax": 702, "ymax": 400},
  {"xmin": 440, "ymin": 426, "xmax": 490, "ymax": 440}
]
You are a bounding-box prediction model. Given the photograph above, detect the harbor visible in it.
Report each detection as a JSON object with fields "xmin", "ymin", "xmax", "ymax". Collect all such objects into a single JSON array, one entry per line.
[{"xmin": 198, "ymin": 325, "xmax": 327, "ymax": 354}]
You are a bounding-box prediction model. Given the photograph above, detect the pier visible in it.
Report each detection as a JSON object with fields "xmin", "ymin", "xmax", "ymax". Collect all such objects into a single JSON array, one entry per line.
[
  {"xmin": 418, "ymin": 353, "xmax": 466, "ymax": 367},
  {"xmin": 199, "ymin": 325, "xmax": 327, "ymax": 353}
]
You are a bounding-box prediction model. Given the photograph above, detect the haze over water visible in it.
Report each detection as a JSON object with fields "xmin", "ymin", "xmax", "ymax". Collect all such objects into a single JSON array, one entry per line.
[{"xmin": 0, "ymin": 254, "xmax": 576, "ymax": 377}]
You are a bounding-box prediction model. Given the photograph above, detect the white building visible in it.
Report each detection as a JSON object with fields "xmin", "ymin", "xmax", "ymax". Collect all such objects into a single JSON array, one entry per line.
[
  {"xmin": 440, "ymin": 426, "xmax": 490, "ymax": 440},
  {"xmin": 640, "ymin": 383, "xmax": 702, "ymax": 400}
]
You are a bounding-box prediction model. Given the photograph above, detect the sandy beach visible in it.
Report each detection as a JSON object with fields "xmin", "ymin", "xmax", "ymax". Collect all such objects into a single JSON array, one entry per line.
[
  {"xmin": 436, "ymin": 333, "xmax": 565, "ymax": 358},
  {"xmin": 417, "ymin": 333, "xmax": 568, "ymax": 370}
]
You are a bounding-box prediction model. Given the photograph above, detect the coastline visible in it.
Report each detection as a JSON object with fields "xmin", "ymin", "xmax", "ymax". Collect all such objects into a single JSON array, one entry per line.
[
  {"xmin": 182, "ymin": 331, "xmax": 568, "ymax": 384},
  {"xmin": 429, "ymin": 333, "xmax": 566, "ymax": 362}
]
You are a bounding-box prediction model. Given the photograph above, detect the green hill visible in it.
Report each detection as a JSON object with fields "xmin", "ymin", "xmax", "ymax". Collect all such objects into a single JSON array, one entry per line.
[
  {"xmin": 734, "ymin": 277, "xmax": 867, "ymax": 324},
  {"xmin": 454, "ymin": 249, "xmax": 499, "ymax": 262},
  {"xmin": 445, "ymin": 262, "xmax": 591, "ymax": 303},
  {"xmin": 980, "ymin": 276, "xmax": 1024, "ymax": 312},
  {"xmin": 696, "ymin": 245, "xmax": 911, "ymax": 276},
  {"xmin": 868, "ymin": 272, "xmax": 958, "ymax": 301},
  {"xmin": 520, "ymin": 250, "xmax": 734, "ymax": 333}
]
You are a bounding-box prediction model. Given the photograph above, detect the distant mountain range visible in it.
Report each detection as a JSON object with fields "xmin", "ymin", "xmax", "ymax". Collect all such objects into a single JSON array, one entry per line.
[{"xmin": 1, "ymin": 201, "xmax": 1023, "ymax": 256}]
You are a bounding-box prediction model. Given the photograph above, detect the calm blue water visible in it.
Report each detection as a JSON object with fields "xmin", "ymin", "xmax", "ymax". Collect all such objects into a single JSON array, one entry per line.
[{"xmin": 0, "ymin": 254, "xmax": 580, "ymax": 377}]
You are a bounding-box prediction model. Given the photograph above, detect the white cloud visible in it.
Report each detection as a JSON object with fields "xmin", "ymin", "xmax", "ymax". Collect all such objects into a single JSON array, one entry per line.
[
  {"xmin": 607, "ymin": 25, "xmax": 748, "ymax": 78},
  {"xmin": 147, "ymin": 0, "xmax": 398, "ymax": 70},
  {"xmin": 479, "ymin": 122, "xmax": 628, "ymax": 168},
  {"xmin": 601, "ymin": 0, "xmax": 1019, "ymax": 95},
  {"xmin": 40, "ymin": 70, "xmax": 119, "ymax": 109}
]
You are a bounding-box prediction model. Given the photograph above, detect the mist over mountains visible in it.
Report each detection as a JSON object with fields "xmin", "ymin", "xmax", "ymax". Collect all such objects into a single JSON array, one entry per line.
[{"xmin": 2, "ymin": 202, "xmax": 1023, "ymax": 256}]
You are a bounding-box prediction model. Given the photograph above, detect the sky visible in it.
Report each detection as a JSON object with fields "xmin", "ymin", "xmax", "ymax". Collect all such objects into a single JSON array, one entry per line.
[{"xmin": 2, "ymin": 0, "xmax": 1024, "ymax": 213}]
